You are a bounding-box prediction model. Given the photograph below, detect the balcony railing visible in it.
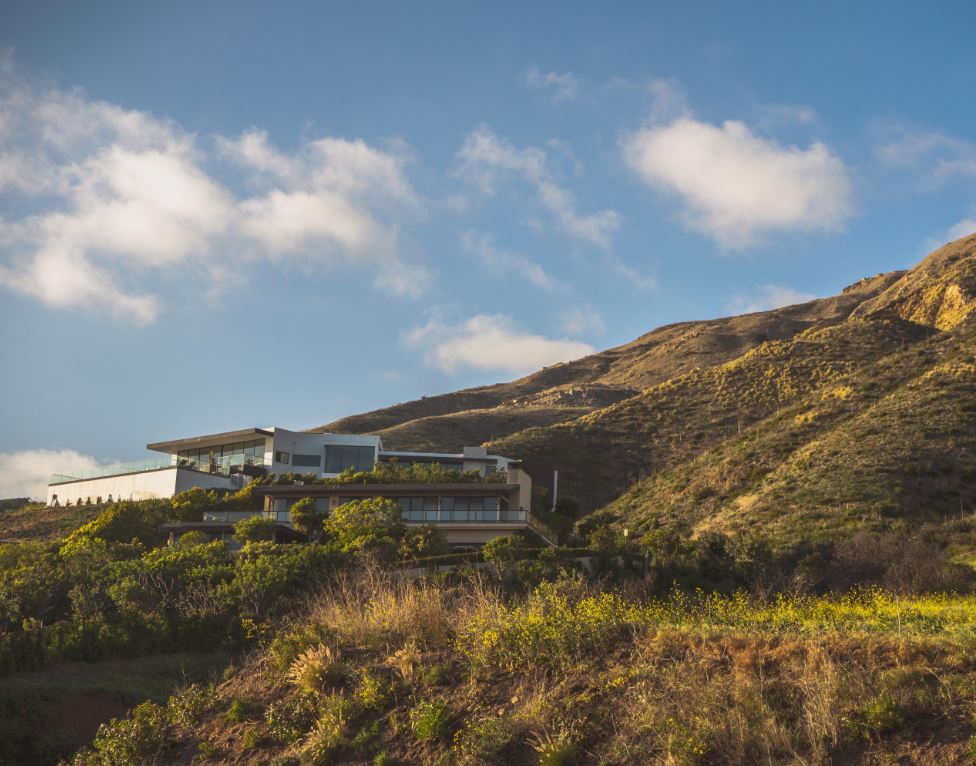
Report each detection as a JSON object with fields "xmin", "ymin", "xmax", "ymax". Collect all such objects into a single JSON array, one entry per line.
[
  {"xmin": 402, "ymin": 509, "xmax": 529, "ymax": 524},
  {"xmin": 50, "ymin": 456, "xmax": 270, "ymax": 484}
]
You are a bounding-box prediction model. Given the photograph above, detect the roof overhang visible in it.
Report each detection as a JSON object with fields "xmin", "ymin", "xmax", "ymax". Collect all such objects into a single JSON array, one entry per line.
[{"xmin": 147, "ymin": 428, "xmax": 274, "ymax": 454}]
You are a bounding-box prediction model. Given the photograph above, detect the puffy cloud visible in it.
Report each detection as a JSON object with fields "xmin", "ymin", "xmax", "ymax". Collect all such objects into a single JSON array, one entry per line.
[
  {"xmin": 454, "ymin": 125, "xmax": 621, "ymax": 249},
  {"xmin": 0, "ymin": 68, "xmax": 427, "ymax": 324},
  {"xmin": 0, "ymin": 448, "xmax": 104, "ymax": 501},
  {"xmin": 460, "ymin": 230, "xmax": 563, "ymax": 291},
  {"xmin": 405, "ymin": 314, "xmax": 594, "ymax": 375},
  {"xmin": 622, "ymin": 103, "xmax": 853, "ymax": 248},
  {"xmin": 728, "ymin": 284, "xmax": 817, "ymax": 314},
  {"xmin": 521, "ymin": 67, "xmax": 579, "ymax": 102}
]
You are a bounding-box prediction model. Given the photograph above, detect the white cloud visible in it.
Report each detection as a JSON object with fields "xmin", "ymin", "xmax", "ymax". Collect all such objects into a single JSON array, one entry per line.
[
  {"xmin": 522, "ymin": 67, "xmax": 579, "ymax": 103},
  {"xmin": 622, "ymin": 107, "xmax": 853, "ymax": 248},
  {"xmin": 728, "ymin": 284, "xmax": 817, "ymax": 314},
  {"xmin": 0, "ymin": 68, "xmax": 427, "ymax": 323},
  {"xmin": 0, "ymin": 448, "xmax": 104, "ymax": 501},
  {"xmin": 461, "ymin": 230, "xmax": 563, "ymax": 291},
  {"xmin": 875, "ymin": 129, "xmax": 976, "ymax": 184},
  {"xmin": 560, "ymin": 305, "xmax": 605, "ymax": 335},
  {"xmin": 946, "ymin": 218, "xmax": 976, "ymax": 241},
  {"xmin": 454, "ymin": 125, "xmax": 621, "ymax": 248},
  {"xmin": 405, "ymin": 314, "xmax": 594, "ymax": 375}
]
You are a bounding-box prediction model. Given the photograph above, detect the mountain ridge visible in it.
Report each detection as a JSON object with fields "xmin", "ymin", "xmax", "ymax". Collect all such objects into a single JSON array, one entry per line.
[{"xmin": 312, "ymin": 234, "xmax": 976, "ymax": 541}]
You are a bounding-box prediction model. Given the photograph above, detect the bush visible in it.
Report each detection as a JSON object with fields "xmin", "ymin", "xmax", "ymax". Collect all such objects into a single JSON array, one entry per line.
[
  {"xmin": 290, "ymin": 498, "xmax": 325, "ymax": 540},
  {"xmin": 266, "ymin": 693, "xmax": 319, "ymax": 743},
  {"xmin": 78, "ymin": 701, "xmax": 170, "ymax": 765},
  {"xmin": 409, "ymin": 699, "xmax": 451, "ymax": 742},
  {"xmin": 225, "ymin": 697, "xmax": 258, "ymax": 724},
  {"xmin": 324, "ymin": 498, "xmax": 405, "ymax": 559},
  {"xmin": 233, "ymin": 515, "xmax": 278, "ymax": 544}
]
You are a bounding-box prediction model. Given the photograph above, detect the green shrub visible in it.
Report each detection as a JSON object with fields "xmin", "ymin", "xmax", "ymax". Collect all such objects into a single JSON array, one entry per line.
[
  {"xmin": 233, "ymin": 515, "xmax": 278, "ymax": 544},
  {"xmin": 241, "ymin": 724, "xmax": 265, "ymax": 750},
  {"xmin": 166, "ymin": 682, "xmax": 211, "ymax": 727},
  {"xmin": 409, "ymin": 699, "xmax": 451, "ymax": 742},
  {"xmin": 324, "ymin": 497, "xmax": 406, "ymax": 560},
  {"xmin": 841, "ymin": 693, "xmax": 905, "ymax": 739},
  {"xmin": 80, "ymin": 701, "xmax": 170, "ymax": 765},
  {"xmin": 225, "ymin": 697, "xmax": 258, "ymax": 724},
  {"xmin": 354, "ymin": 670, "xmax": 393, "ymax": 711},
  {"xmin": 266, "ymin": 693, "xmax": 319, "ymax": 743},
  {"xmin": 197, "ymin": 740, "xmax": 219, "ymax": 759},
  {"xmin": 452, "ymin": 714, "xmax": 516, "ymax": 763}
]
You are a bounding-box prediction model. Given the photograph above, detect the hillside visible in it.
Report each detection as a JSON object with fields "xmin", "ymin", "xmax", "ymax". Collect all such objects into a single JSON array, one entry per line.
[{"xmin": 313, "ymin": 235, "xmax": 976, "ymax": 530}]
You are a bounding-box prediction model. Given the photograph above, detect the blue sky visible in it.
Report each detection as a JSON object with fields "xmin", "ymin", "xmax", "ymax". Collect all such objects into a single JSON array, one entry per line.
[{"xmin": 2, "ymin": 0, "xmax": 976, "ymax": 496}]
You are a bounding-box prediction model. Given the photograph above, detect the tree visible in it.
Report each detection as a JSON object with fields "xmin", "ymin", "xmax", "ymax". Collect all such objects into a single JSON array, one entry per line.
[
  {"xmin": 233, "ymin": 516, "xmax": 277, "ymax": 545},
  {"xmin": 399, "ymin": 525, "xmax": 449, "ymax": 560},
  {"xmin": 171, "ymin": 487, "xmax": 215, "ymax": 522},
  {"xmin": 323, "ymin": 497, "xmax": 405, "ymax": 559},
  {"xmin": 289, "ymin": 498, "xmax": 325, "ymax": 541}
]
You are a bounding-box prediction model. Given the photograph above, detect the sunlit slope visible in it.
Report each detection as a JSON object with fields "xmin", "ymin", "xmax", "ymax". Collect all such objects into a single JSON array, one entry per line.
[
  {"xmin": 488, "ymin": 317, "xmax": 930, "ymax": 510},
  {"xmin": 604, "ymin": 315, "xmax": 976, "ymax": 544}
]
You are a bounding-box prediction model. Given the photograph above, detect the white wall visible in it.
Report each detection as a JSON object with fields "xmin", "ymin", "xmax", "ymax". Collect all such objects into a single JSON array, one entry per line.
[
  {"xmin": 268, "ymin": 429, "xmax": 382, "ymax": 476},
  {"xmin": 47, "ymin": 468, "xmax": 237, "ymax": 506}
]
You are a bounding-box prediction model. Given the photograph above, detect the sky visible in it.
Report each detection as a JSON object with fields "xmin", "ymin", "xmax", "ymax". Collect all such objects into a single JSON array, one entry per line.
[{"xmin": 2, "ymin": 0, "xmax": 976, "ymax": 497}]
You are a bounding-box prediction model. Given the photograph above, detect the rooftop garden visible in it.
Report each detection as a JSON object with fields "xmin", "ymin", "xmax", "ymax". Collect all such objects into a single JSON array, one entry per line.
[{"xmin": 270, "ymin": 461, "xmax": 507, "ymax": 487}]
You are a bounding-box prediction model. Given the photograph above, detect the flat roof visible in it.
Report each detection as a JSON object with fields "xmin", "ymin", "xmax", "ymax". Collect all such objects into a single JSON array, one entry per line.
[{"xmin": 147, "ymin": 428, "xmax": 273, "ymax": 453}]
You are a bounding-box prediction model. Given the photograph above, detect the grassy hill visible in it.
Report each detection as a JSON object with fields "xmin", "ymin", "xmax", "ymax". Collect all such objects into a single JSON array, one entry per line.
[{"xmin": 312, "ymin": 235, "xmax": 976, "ymax": 539}]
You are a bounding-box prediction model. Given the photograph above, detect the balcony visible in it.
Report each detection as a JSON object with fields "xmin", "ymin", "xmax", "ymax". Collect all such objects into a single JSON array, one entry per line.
[{"xmin": 50, "ymin": 456, "xmax": 271, "ymax": 484}]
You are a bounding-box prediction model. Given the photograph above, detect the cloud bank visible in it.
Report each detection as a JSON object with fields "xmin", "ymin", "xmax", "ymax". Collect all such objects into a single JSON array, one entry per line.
[
  {"xmin": 0, "ymin": 449, "xmax": 103, "ymax": 500},
  {"xmin": 0, "ymin": 71, "xmax": 426, "ymax": 324}
]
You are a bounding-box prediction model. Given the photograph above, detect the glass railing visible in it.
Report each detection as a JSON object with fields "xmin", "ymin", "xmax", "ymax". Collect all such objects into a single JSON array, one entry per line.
[
  {"xmin": 202, "ymin": 510, "xmax": 289, "ymax": 523},
  {"xmin": 402, "ymin": 509, "xmax": 527, "ymax": 524},
  {"xmin": 50, "ymin": 456, "xmax": 270, "ymax": 484}
]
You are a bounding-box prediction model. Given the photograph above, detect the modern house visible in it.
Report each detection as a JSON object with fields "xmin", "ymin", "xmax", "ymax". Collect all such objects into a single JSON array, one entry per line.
[{"xmin": 48, "ymin": 426, "xmax": 555, "ymax": 547}]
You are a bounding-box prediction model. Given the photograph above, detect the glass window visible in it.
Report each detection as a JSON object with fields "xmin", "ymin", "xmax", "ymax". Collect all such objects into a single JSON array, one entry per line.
[
  {"xmin": 423, "ymin": 497, "xmax": 438, "ymax": 511},
  {"xmin": 468, "ymin": 497, "xmax": 484, "ymax": 512},
  {"xmin": 292, "ymin": 454, "xmax": 322, "ymax": 467},
  {"xmin": 441, "ymin": 496, "xmax": 454, "ymax": 511},
  {"xmin": 396, "ymin": 498, "xmax": 410, "ymax": 511},
  {"xmin": 360, "ymin": 446, "xmax": 375, "ymax": 471},
  {"xmin": 275, "ymin": 451, "xmax": 290, "ymax": 464},
  {"xmin": 484, "ymin": 497, "xmax": 498, "ymax": 511},
  {"xmin": 325, "ymin": 445, "xmax": 375, "ymax": 473},
  {"xmin": 410, "ymin": 497, "xmax": 424, "ymax": 511}
]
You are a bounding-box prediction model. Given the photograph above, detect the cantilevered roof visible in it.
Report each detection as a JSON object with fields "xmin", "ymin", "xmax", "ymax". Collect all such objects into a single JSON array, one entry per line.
[{"xmin": 147, "ymin": 428, "xmax": 274, "ymax": 453}]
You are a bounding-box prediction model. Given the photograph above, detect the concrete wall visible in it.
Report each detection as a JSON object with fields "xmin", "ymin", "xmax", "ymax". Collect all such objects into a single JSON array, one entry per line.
[{"xmin": 47, "ymin": 468, "xmax": 237, "ymax": 506}]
